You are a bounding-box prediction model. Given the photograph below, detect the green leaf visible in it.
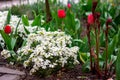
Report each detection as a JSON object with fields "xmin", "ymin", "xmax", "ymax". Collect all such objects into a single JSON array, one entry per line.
[
  {"xmin": 15, "ymin": 18, "xmax": 21, "ymax": 35},
  {"xmin": 21, "ymin": 40, "xmax": 27, "ymax": 47},
  {"xmin": 118, "ymin": 28, "xmax": 120, "ymax": 46},
  {"xmin": 0, "ymin": 30, "xmax": 17, "ymax": 50},
  {"xmin": 23, "ymin": 26, "xmax": 30, "ymax": 34},
  {"xmin": 114, "ymin": 13, "xmax": 120, "ymax": 25},
  {"xmin": 75, "ymin": 19, "xmax": 80, "ymax": 31},
  {"xmin": 0, "ymin": 30, "xmax": 12, "ymax": 50},
  {"xmin": 31, "ymin": 15, "xmax": 41, "ymax": 26},
  {"xmin": 103, "ymin": 33, "xmax": 118, "ymax": 60},
  {"xmin": 32, "ymin": 10, "xmax": 37, "ymax": 18},
  {"xmin": 22, "ymin": 15, "xmax": 29, "ymax": 26},
  {"xmin": 73, "ymin": 39, "xmax": 85, "ymax": 44},
  {"xmin": 79, "ymin": 52, "xmax": 88, "ymax": 64},
  {"xmin": 82, "ymin": 60, "xmax": 90, "ymax": 72},
  {"xmin": 11, "ymin": 38, "xmax": 17, "ymax": 50},
  {"xmin": 116, "ymin": 48, "xmax": 120, "ymax": 80},
  {"xmin": 4, "ymin": 10, "xmax": 11, "ymax": 26},
  {"xmin": 86, "ymin": 0, "xmax": 92, "ymax": 11},
  {"xmin": 108, "ymin": 35, "xmax": 118, "ymax": 59}
]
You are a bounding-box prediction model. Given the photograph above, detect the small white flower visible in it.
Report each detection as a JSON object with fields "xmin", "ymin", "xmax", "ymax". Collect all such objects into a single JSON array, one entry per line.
[
  {"xmin": 10, "ymin": 62, "xmax": 14, "ymax": 65},
  {"xmin": 0, "ymin": 49, "xmax": 11, "ymax": 59}
]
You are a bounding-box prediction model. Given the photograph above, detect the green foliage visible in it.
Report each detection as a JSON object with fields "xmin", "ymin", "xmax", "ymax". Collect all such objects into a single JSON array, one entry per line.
[
  {"xmin": 31, "ymin": 15, "xmax": 41, "ymax": 26},
  {"xmin": 23, "ymin": 26, "xmax": 30, "ymax": 34},
  {"xmin": 0, "ymin": 30, "xmax": 16, "ymax": 50},
  {"xmin": 9, "ymin": 1, "xmax": 45, "ymax": 19},
  {"xmin": 14, "ymin": 19, "xmax": 21, "ymax": 35},
  {"xmin": 4, "ymin": 10, "xmax": 11, "ymax": 26},
  {"xmin": 22, "ymin": 15, "xmax": 29, "ymax": 26},
  {"xmin": 116, "ymin": 28, "xmax": 120, "ymax": 80},
  {"xmin": 116, "ymin": 48, "xmax": 120, "ymax": 80},
  {"xmin": 10, "ymin": 5, "xmax": 23, "ymax": 16},
  {"xmin": 102, "ymin": 33, "xmax": 118, "ymax": 60}
]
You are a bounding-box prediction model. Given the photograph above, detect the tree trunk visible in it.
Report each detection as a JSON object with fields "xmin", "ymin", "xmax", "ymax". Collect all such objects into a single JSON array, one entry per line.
[{"xmin": 45, "ymin": 0, "xmax": 52, "ymax": 23}]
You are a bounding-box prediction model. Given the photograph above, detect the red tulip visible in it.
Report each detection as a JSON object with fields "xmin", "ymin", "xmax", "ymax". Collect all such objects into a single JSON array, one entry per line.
[
  {"xmin": 87, "ymin": 14, "xmax": 95, "ymax": 25},
  {"xmin": 4, "ymin": 25, "xmax": 12, "ymax": 34},
  {"xmin": 67, "ymin": 3, "xmax": 71, "ymax": 8},
  {"xmin": 58, "ymin": 9, "xmax": 66, "ymax": 18}
]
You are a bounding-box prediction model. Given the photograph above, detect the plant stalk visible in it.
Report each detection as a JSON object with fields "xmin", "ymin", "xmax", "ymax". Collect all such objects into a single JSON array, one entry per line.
[
  {"xmin": 45, "ymin": 0, "xmax": 52, "ymax": 23},
  {"xmin": 105, "ymin": 26, "xmax": 108, "ymax": 77},
  {"xmin": 95, "ymin": 22, "xmax": 101, "ymax": 76},
  {"xmin": 87, "ymin": 24, "xmax": 93, "ymax": 72}
]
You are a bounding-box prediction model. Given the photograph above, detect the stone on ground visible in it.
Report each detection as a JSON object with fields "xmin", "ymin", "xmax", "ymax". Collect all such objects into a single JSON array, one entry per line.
[{"xmin": 0, "ymin": 67, "xmax": 25, "ymax": 75}]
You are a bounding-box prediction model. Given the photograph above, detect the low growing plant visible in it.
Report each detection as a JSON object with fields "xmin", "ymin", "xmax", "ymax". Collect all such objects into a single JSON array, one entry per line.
[{"xmin": 1, "ymin": 28, "xmax": 79, "ymax": 76}]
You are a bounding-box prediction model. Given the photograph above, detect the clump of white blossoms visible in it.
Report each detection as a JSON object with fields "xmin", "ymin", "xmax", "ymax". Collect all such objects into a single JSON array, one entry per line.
[
  {"xmin": 17, "ymin": 28, "xmax": 79, "ymax": 75},
  {"xmin": 0, "ymin": 11, "xmax": 44, "ymax": 47},
  {"xmin": 1, "ymin": 49, "xmax": 11, "ymax": 59}
]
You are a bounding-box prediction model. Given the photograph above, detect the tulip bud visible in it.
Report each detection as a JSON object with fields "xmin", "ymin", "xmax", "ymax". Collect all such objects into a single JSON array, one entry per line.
[
  {"xmin": 4, "ymin": 25, "xmax": 12, "ymax": 34},
  {"xmin": 67, "ymin": 3, "xmax": 71, "ymax": 8},
  {"xmin": 87, "ymin": 14, "xmax": 95, "ymax": 25},
  {"xmin": 58, "ymin": 9, "xmax": 66, "ymax": 18}
]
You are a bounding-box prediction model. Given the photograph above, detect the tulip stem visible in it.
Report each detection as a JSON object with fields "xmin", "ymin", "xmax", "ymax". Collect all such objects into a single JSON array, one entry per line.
[
  {"xmin": 105, "ymin": 26, "xmax": 108, "ymax": 77},
  {"xmin": 94, "ymin": 22, "xmax": 101, "ymax": 76},
  {"xmin": 87, "ymin": 25, "xmax": 93, "ymax": 72}
]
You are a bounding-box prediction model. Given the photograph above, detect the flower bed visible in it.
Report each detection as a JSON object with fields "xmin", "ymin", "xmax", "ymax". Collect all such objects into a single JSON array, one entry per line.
[{"xmin": 0, "ymin": 11, "xmax": 79, "ymax": 76}]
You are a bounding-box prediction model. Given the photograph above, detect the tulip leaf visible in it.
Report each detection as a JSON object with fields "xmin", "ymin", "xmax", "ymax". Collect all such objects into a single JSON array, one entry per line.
[
  {"xmin": 31, "ymin": 15, "xmax": 41, "ymax": 26},
  {"xmin": 86, "ymin": 0, "xmax": 92, "ymax": 11},
  {"xmin": 22, "ymin": 15, "xmax": 29, "ymax": 26},
  {"xmin": 0, "ymin": 30, "xmax": 12, "ymax": 50},
  {"xmin": 116, "ymin": 48, "xmax": 120, "ymax": 80},
  {"xmin": 75, "ymin": 19, "xmax": 81, "ymax": 31},
  {"xmin": 73, "ymin": 39, "xmax": 85, "ymax": 44},
  {"xmin": 21, "ymin": 40, "xmax": 27, "ymax": 47},
  {"xmin": 23, "ymin": 26, "xmax": 30, "ymax": 34},
  {"xmin": 103, "ymin": 32, "xmax": 118, "ymax": 60},
  {"xmin": 82, "ymin": 60, "xmax": 90, "ymax": 72},
  {"xmin": 108, "ymin": 34, "xmax": 118, "ymax": 59},
  {"xmin": 4, "ymin": 10, "xmax": 11, "ymax": 26},
  {"xmin": 11, "ymin": 38, "xmax": 17, "ymax": 50},
  {"xmin": 15, "ymin": 18, "xmax": 21, "ymax": 35}
]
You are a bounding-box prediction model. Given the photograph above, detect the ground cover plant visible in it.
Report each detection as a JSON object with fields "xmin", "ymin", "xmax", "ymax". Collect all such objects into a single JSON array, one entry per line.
[{"xmin": 0, "ymin": 0, "xmax": 120, "ymax": 80}]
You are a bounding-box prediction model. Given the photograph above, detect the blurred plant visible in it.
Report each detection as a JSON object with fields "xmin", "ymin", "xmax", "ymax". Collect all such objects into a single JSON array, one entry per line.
[
  {"xmin": 104, "ymin": 18, "xmax": 112, "ymax": 77},
  {"xmin": 45, "ymin": 0, "xmax": 52, "ymax": 22},
  {"xmin": 116, "ymin": 27, "xmax": 120, "ymax": 80},
  {"xmin": 83, "ymin": 0, "xmax": 119, "ymax": 79},
  {"xmin": 67, "ymin": 1, "xmax": 71, "ymax": 9}
]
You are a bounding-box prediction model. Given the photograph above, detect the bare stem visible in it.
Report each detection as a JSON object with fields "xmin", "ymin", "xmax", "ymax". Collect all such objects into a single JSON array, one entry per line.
[
  {"xmin": 105, "ymin": 27, "xmax": 108, "ymax": 77},
  {"xmin": 45, "ymin": 0, "xmax": 52, "ymax": 23},
  {"xmin": 95, "ymin": 23, "xmax": 101, "ymax": 76},
  {"xmin": 87, "ymin": 25, "xmax": 93, "ymax": 72}
]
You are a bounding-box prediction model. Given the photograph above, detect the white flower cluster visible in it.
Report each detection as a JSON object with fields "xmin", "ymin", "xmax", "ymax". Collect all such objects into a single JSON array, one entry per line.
[
  {"xmin": 0, "ymin": 11, "xmax": 79, "ymax": 75},
  {"xmin": 0, "ymin": 11, "xmax": 39, "ymax": 32},
  {"xmin": 0, "ymin": 11, "xmax": 8, "ymax": 29},
  {"xmin": 0, "ymin": 11, "xmax": 8, "ymax": 47},
  {"xmin": 0, "ymin": 11, "xmax": 43, "ymax": 46},
  {"xmin": 17, "ymin": 28, "xmax": 79, "ymax": 75},
  {"xmin": 1, "ymin": 49, "xmax": 11, "ymax": 59}
]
